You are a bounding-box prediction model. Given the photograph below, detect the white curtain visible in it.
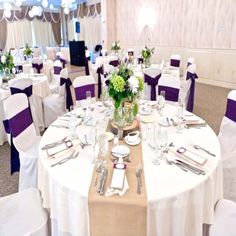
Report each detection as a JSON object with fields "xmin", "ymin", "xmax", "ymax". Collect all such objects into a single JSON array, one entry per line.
[
  {"xmin": 5, "ymin": 19, "xmax": 33, "ymax": 50},
  {"xmin": 32, "ymin": 19, "xmax": 56, "ymax": 48},
  {"xmin": 67, "ymin": 19, "xmax": 75, "ymax": 42}
]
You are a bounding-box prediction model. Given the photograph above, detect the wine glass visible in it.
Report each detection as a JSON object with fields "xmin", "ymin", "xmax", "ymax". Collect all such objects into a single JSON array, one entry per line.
[
  {"xmin": 153, "ymin": 125, "xmax": 168, "ymax": 165},
  {"xmin": 88, "ymin": 126, "xmax": 97, "ymax": 164},
  {"xmin": 68, "ymin": 106, "xmax": 78, "ymax": 139},
  {"xmin": 157, "ymin": 90, "xmax": 165, "ymax": 115}
]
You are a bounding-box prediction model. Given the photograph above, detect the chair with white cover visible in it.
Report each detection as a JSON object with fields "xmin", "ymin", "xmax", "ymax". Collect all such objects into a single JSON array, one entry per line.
[
  {"xmin": 32, "ymin": 57, "xmax": 44, "ymax": 74},
  {"xmin": 158, "ymin": 75, "xmax": 180, "ymax": 103},
  {"xmin": 42, "ymin": 59, "xmax": 53, "ymax": 83},
  {"xmin": 50, "ymin": 59, "xmax": 63, "ymax": 94},
  {"xmin": 56, "ymin": 51, "xmax": 67, "ymax": 68},
  {"xmin": 8, "ymin": 78, "xmax": 44, "ymax": 135},
  {"xmin": 60, "ymin": 47, "xmax": 70, "ymax": 63},
  {"xmin": 109, "ymin": 55, "xmax": 119, "ymax": 67},
  {"xmin": 43, "ymin": 69, "xmax": 67, "ymax": 127},
  {"xmin": 0, "ymin": 188, "xmax": 49, "ymax": 236},
  {"xmin": 170, "ymin": 54, "xmax": 181, "ymax": 68},
  {"xmin": 22, "ymin": 63, "xmax": 33, "ymax": 74},
  {"xmin": 3, "ymin": 93, "xmax": 41, "ymax": 191},
  {"xmin": 143, "ymin": 67, "xmax": 162, "ymax": 101},
  {"xmin": 209, "ymin": 199, "xmax": 236, "ymax": 236},
  {"xmin": 218, "ymin": 90, "xmax": 236, "ymax": 202},
  {"xmin": 46, "ymin": 46, "xmax": 59, "ymax": 61},
  {"xmin": 187, "ymin": 57, "xmax": 195, "ymax": 67},
  {"xmin": 33, "ymin": 46, "xmax": 42, "ymax": 58},
  {"xmin": 73, "ymin": 75, "xmax": 95, "ymax": 104}
]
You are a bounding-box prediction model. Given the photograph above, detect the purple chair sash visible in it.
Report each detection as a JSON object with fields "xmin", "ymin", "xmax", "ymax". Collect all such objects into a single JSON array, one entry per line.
[
  {"xmin": 97, "ymin": 66, "xmax": 104, "ymax": 99},
  {"xmin": 187, "ymin": 62, "xmax": 192, "ymax": 67},
  {"xmin": 225, "ymin": 99, "xmax": 236, "ymax": 122},
  {"xmin": 138, "ymin": 58, "xmax": 144, "ymax": 64},
  {"xmin": 186, "ymin": 71, "xmax": 198, "ymax": 112},
  {"xmin": 60, "ymin": 58, "xmax": 67, "ymax": 68},
  {"xmin": 60, "ymin": 77, "xmax": 73, "ymax": 110},
  {"xmin": 75, "ymin": 84, "xmax": 95, "ymax": 101},
  {"xmin": 54, "ymin": 66, "xmax": 62, "ymax": 75},
  {"xmin": 109, "ymin": 60, "xmax": 119, "ymax": 67},
  {"xmin": 158, "ymin": 86, "xmax": 179, "ymax": 102},
  {"xmin": 32, "ymin": 63, "xmax": 43, "ymax": 74},
  {"xmin": 3, "ymin": 120, "xmax": 20, "ymax": 174},
  {"xmin": 15, "ymin": 65, "xmax": 23, "ymax": 73},
  {"xmin": 144, "ymin": 73, "xmax": 161, "ymax": 101},
  {"xmin": 85, "ymin": 57, "xmax": 90, "ymax": 76},
  {"xmin": 10, "ymin": 85, "xmax": 33, "ymax": 97},
  {"xmin": 170, "ymin": 59, "xmax": 180, "ymax": 68}
]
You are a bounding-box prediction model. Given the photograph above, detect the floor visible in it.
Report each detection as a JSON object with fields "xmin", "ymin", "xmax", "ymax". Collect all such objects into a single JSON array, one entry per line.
[{"xmin": 0, "ymin": 82, "xmax": 231, "ymax": 197}]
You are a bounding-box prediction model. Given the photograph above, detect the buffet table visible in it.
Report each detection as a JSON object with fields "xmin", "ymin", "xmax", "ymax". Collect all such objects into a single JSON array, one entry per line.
[{"xmin": 38, "ymin": 103, "xmax": 223, "ymax": 236}]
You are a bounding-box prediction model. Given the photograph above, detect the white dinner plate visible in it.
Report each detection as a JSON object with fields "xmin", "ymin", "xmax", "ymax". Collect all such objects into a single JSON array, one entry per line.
[{"xmin": 111, "ymin": 145, "xmax": 130, "ymax": 158}]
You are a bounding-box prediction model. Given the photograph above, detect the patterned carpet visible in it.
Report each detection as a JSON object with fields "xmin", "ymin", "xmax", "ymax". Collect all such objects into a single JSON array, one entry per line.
[{"xmin": 0, "ymin": 82, "xmax": 231, "ymax": 197}]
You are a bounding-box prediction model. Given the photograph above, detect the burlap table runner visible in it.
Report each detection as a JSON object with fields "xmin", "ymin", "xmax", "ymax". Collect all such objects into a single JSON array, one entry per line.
[{"xmin": 88, "ymin": 131, "xmax": 147, "ymax": 236}]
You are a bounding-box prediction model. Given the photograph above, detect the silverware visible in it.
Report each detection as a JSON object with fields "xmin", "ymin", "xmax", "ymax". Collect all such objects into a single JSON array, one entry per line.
[
  {"xmin": 176, "ymin": 160, "xmax": 205, "ymax": 175},
  {"xmin": 51, "ymin": 124, "xmax": 69, "ymax": 129},
  {"xmin": 193, "ymin": 145, "xmax": 216, "ymax": 157},
  {"xmin": 50, "ymin": 150, "xmax": 78, "ymax": 167},
  {"xmin": 96, "ymin": 168, "xmax": 106, "ymax": 193},
  {"xmin": 99, "ymin": 168, "xmax": 108, "ymax": 195},
  {"xmin": 170, "ymin": 118, "xmax": 177, "ymax": 126},
  {"xmin": 41, "ymin": 137, "xmax": 67, "ymax": 150},
  {"xmin": 166, "ymin": 117, "xmax": 170, "ymax": 126},
  {"xmin": 167, "ymin": 158, "xmax": 188, "ymax": 172}
]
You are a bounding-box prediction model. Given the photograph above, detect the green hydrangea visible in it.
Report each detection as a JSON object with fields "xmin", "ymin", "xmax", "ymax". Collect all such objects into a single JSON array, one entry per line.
[
  {"xmin": 137, "ymin": 76, "xmax": 144, "ymax": 91},
  {"xmin": 111, "ymin": 74, "xmax": 125, "ymax": 92}
]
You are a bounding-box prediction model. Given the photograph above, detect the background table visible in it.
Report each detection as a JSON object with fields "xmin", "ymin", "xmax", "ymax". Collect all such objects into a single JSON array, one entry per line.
[{"xmin": 38, "ymin": 104, "xmax": 223, "ymax": 236}]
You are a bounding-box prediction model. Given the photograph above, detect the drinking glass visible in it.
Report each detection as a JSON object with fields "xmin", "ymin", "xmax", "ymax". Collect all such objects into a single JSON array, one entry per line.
[
  {"xmin": 157, "ymin": 91, "xmax": 165, "ymax": 115},
  {"xmin": 86, "ymin": 91, "xmax": 92, "ymax": 107},
  {"xmin": 98, "ymin": 134, "xmax": 109, "ymax": 159},
  {"xmin": 153, "ymin": 125, "xmax": 168, "ymax": 165},
  {"xmin": 68, "ymin": 106, "xmax": 78, "ymax": 139},
  {"xmin": 88, "ymin": 126, "xmax": 97, "ymax": 163},
  {"xmin": 176, "ymin": 99, "xmax": 184, "ymax": 133}
]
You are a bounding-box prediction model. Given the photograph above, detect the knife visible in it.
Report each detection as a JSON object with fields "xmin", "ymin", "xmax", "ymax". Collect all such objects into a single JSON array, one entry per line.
[
  {"xmin": 99, "ymin": 168, "xmax": 108, "ymax": 195},
  {"xmin": 41, "ymin": 137, "xmax": 67, "ymax": 150},
  {"xmin": 96, "ymin": 169, "xmax": 105, "ymax": 193},
  {"xmin": 176, "ymin": 160, "xmax": 205, "ymax": 175}
]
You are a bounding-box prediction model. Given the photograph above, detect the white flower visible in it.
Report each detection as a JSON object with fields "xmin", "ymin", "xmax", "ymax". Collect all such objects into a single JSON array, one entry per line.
[
  {"xmin": 1, "ymin": 55, "xmax": 6, "ymax": 64},
  {"xmin": 128, "ymin": 76, "xmax": 139, "ymax": 93},
  {"xmin": 112, "ymin": 43, "xmax": 115, "ymax": 47}
]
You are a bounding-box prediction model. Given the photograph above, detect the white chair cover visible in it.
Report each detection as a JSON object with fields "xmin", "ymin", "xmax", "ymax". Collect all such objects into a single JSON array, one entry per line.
[
  {"xmin": 46, "ymin": 46, "xmax": 59, "ymax": 61},
  {"xmin": 170, "ymin": 54, "xmax": 181, "ymax": 68},
  {"xmin": 22, "ymin": 64, "xmax": 33, "ymax": 74},
  {"xmin": 60, "ymin": 47, "xmax": 70, "ymax": 62},
  {"xmin": 33, "ymin": 47, "xmax": 42, "ymax": 58},
  {"xmin": 8, "ymin": 78, "xmax": 44, "ymax": 135},
  {"xmin": 0, "ymin": 188, "xmax": 49, "ymax": 236},
  {"xmin": 218, "ymin": 90, "xmax": 236, "ymax": 202},
  {"xmin": 50, "ymin": 60, "xmax": 63, "ymax": 94},
  {"xmin": 4, "ymin": 94, "xmax": 41, "ymax": 191},
  {"xmin": 187, "ymin": 57, "xmax": 195, "ymax": 67},
  {"xmin": 158, "ymin": 74, "xmax": 180, "ymax": 103},
  {"xmin": 209, "ymin": 199, "xmax": 236, "ymax": 236},
  {"xmin": 43, "ymin": 68, "xmax": 67, "ymax": 127},
  {"xmin": 42, "ymin": 59, "xmax": 54, "ymax": 83},
  {"xmin": 73, "ymin": 75, "xmax": 95, "ymax": 104}
]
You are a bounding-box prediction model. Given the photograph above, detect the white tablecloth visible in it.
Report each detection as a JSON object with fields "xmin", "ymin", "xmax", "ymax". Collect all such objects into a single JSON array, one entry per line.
[
  {"xmin": 38, "ymin": 104, "xmax": 223, "ymax": 236},
  {"xmin": 0, "ymin": 74, "xmax": 51, "ymax": 144}
]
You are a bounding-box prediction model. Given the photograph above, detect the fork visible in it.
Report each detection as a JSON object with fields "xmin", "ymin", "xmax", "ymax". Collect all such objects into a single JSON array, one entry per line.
[{"xmin": 50, "ymin": 150, "xmax": 79, "ymax": 167}]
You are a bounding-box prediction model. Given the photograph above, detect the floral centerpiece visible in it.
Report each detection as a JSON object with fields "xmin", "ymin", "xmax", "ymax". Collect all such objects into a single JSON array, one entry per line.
[
  {"xmin": 141, "ymin": 45, "xmax": 154, "ymax": 67},
  {"xmin": 105, "ymin": 63, "xmax": 144, "ymax": 125},
  {"xmin": 23, "ymin": 43, "xmax": 33, "ymax": 58},
  {"xmin": 0, "ymin": 52, "xmax": 14, "ymax": 78},
  {"xmin": 111, "ymin": 41, "xmax": 121, "ymax": 53}
]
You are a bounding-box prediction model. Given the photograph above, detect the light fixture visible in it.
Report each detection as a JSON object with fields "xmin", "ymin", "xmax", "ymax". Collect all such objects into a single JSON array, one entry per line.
[
  {"xmin": 4, "ymin": 9, "xmax": 12, "ymax": 18},
  {"xmin": 61, "ymin": 0, "xmax": 76, "ymax": 15},
  {"xmin": 42, "ymin": 0, "xmax": 49, "ymax": 8},
  {"xmin": 3, "ymin": 2, "xmax": 12, "ymax": 11}
]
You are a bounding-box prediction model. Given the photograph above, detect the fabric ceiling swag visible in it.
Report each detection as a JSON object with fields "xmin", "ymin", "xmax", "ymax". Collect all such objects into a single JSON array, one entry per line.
[{"xmin": 0, "ymin": 7, "xmax": 61, "ymax": 23}]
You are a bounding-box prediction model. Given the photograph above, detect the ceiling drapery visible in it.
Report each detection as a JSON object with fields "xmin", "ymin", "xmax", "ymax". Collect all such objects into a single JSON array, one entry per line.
[{"xmin": 0, "ymin": 6, "xmax": 61, "ymax": 23}]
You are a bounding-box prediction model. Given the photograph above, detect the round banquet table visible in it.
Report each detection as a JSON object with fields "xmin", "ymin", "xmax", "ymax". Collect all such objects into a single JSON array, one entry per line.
[{"xmin": 38, "ymin": 103, "xmax": 223, "ymax": 236}]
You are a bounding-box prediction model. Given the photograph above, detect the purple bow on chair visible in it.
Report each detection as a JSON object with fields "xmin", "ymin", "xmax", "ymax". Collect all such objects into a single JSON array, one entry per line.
[
  {"xmin": 109, "ymin": 60, "xmax": 119, "ymax": 67},
  {"xmin": 186, "ymin": 71, "xmax": 198, "ymax": 112},
  {"xmin": 144, "ymin": 73, "xmax": 162, "ymax": 101},
  {"xmin": 85, "ymin": 57, "xmax": 90, "ymax": 76},
  {"xmin": 32, "ymin": 63, "xmax": 43, "ymax": 74},
  {"xmin": 138, "ymin": 58, "xmax": 144, "ymax": 64},
  {"xmin": 10, "ymin": 85, "xmax": 33, "ymax": 97},
  {"xmin": 170, "ymin": 59, "xmax": 180, "ymax": 68},
  {"xmin": 97, "ymin": 65, "xmax": 104, "ymax": 99},
  {"xmin": 225, "ymin": 99, "xmax": 236, "ymax": 122},
  {"xmin": 158, "ymin": 86, "xmax": 179, "ymax": 102},
  {"xmin": 60, "ymin": 77, "xmax": 73, "ymax": 110},
  {"xmin": 75, "ymin": 84, "xmax": 95, "ymax": 101},
  {"xmin": 3, "ymin": 107, "xmax": 33, "ymax": 175},
  {"xmin": 54, "ymin": 66, "xmax": 62, "ymax": 75},
  {"xmin": 60, "ymin": 58, "xmax": 67, "ymax": 68}
]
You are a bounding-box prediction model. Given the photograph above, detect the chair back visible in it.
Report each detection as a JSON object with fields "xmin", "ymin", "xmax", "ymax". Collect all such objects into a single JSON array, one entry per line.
[
  {"xmin": 218, "ymin": 90, "xmax": 236, "ymax": 155},
  {"xmin": 187, "ymin": 57, "xmax": 195, "ymax": 67},
  {"xmin": 3, "ymin": 93, "xmax": 36, "ymax": 151},
  {"xmin": 32, "ymin": 58, "xmax": 43, "ymax": 74},
  {"xmin": 56, "ymin": 52, "xmax": 67, "ymax": 68},
  {"xmin": 9, "ymin": 78, "xmax": 33, "ymax": 97},
  {"xmin": 46, "ymin": 46, "xmax": 59, "ymax": 60},
  {"xmin": 170, "ymin": 54, "xmax": 181, "ymax": 68},
  {"xmin": 33, "ymin": 47, "xmax": 41, "ymax": 58},
  {"xmin": 158, "ymin": 76, "xmax": 180, "ymax": 102},
  {"xmin": 143, "ymin": 67, "xmax": 162, "ymax": 101},
  {"xmin": 73, "ymin": 76, "xmax": 95, "ymax": 101},
  {"xmin": 53, "ymin": 59, "xmax": 63, "ymax": 75}
]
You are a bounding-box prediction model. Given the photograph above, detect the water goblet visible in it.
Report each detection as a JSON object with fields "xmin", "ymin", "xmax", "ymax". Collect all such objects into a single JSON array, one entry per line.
[
  {"xmin": 98, "ymin": 134, "xmax": 109, "ymax": 159},
  {"xmin": 176, "ymin": 99, "xmax": 184, "ymax": 133},
  {"xmin": 68, "ymin": 106, "xmax": 78, "ymax": 139}
]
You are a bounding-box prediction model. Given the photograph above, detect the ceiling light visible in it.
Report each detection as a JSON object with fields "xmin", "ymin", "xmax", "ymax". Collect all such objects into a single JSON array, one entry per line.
[
  {"xmin": 3, "ymin": 2, "xmax": 12, "ymax": 11},
  {"xmin": 4, "ymin": 9, "xmax": 12, "ymax": 18}
]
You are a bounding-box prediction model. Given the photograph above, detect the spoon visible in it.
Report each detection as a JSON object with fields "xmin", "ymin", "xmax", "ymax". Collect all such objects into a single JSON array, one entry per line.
[{"xmin": 193, "ymin": 145, "xmax": 216, "ymax": 157}]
